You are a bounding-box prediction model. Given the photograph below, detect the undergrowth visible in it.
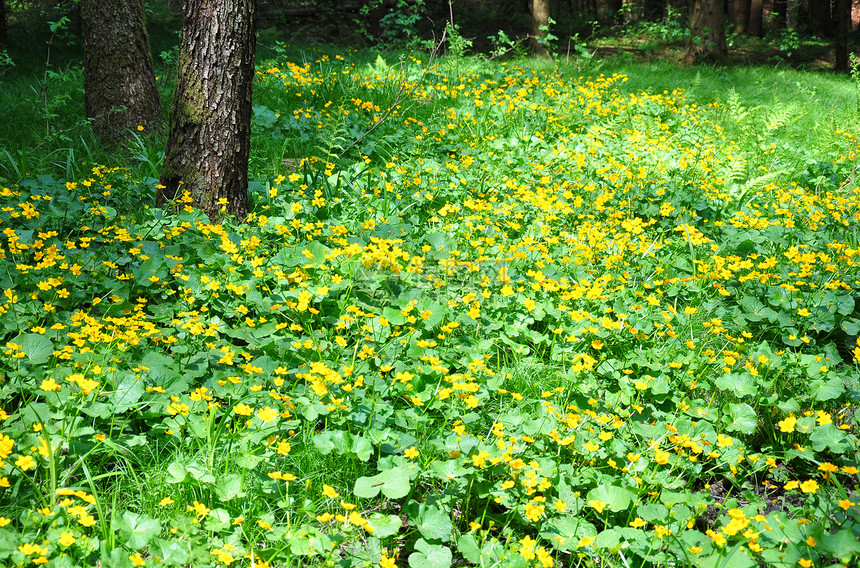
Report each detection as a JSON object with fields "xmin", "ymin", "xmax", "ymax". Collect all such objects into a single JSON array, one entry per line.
[{"xmin": 0, "ymin": 46, "xmax": 859, "ymax": 568}]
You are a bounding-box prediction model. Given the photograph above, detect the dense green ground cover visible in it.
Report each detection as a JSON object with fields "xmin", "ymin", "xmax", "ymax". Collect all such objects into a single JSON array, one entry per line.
[{"xmin": 1, "ymin": 48, "xmax": 860, "ymax": 568}]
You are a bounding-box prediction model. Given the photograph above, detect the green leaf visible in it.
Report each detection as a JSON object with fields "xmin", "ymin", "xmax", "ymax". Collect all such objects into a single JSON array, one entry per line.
[
  {"xmin": 366, "ymin": 513, "xmax": 402, "ymax": 538},
  {"xmin": 810, "ymin": 423, "xmax": 852, "ymax": 453},
  {"xmin": 111, "ymin": 511, "xmax": 160, "ymax": 550},
  {"xmin": 715, "ymin": 373, "xmax": 757, "ymax": 397},
  {"xmin": 540, "ymin": 517, "xmax": 596, "ymax": 551},
  {"xmin": 415, "ymin": 504, "xmax": 452, "ymax": 542},
  {"xmin": 354, "ymin": 466, "xmax": 411, "ymax": 499},
  {"xmin": 811, "ymin": 376, "xmax": 844, "ymax": 401},
  {"xmin": 13, "ymin": 333, "xmax": 53, "ymax": 364},
  {"xmin": 110, "ymin": 373, "xmax": 145, "ymax": 411},
  {"xmin": 696, "ymin": 543, "xmax": 756, "ymax": 568},
  {"xmin": 154, "ymin": 538, "xmax": 189, "ymax": 565},
  {"xmin": 637, "ymin": 503, "xmax": 668, "ymax": 522},
  {"xmin": 215, "ymin": 474, "xmax": 245, "ymax": 502},
  {"xmin": 408, "ymin": 539, "xmax": 452, "ymax": 568},
  {"xmin": 457, "ymin": 534, "xmax": 481, "ymax": 564},
  {"xmin": 166, "ymin": 460, "xmax": 188, "ymax": 484},
  {"xmin": 723, "ymin": 403, "xmax": 757, "ymax": 435},
  {"xmin": 586, "ymin": 485, "xmax": 633, "ymax": 513},
  {"xmin": 821, "ymin": 529, "xmax": 860, "ymax": 559}
]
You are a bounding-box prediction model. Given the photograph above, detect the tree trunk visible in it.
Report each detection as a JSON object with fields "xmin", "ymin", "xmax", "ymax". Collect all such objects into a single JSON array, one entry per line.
[
  {"xmin": 809, "ymin": 0, "xmax": 834, "ymax": 37},
  {"xmin": 748, "ymin": 0, "xmax": 763, "ymax": 36},
  {"xmin": 0, "ymin": 0, "xmax": 7, "ymax": 46},
  {"xmin": 530, "ymin": 0, "xmax": 551, "ymax": 57},
  {"xmin": 80, "ymin": 0, "xmax": 162, "ymax": 142},
  {"xmin": 772, "ymin": 0, "xmax": 788, "ymax": 29},
  {"xmin": 730, "ymin": 0, "xmax": 750, "ymax": 33},
  {"xmin": 158, "ymin": 0, "xmax": 257, "ymax": 220},
  {"xmin": 835, "ymin": 0, "xmax": 850, "ymax": 71},
  {"xmin": 685, "ymin": 0, "xmax": 726, "ymax": 63}
]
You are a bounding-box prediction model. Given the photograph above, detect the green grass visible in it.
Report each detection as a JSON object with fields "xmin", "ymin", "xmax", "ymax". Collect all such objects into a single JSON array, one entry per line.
[{"xmin": 0, "ymin": 43, "xmax": 859, "ymax": 568}]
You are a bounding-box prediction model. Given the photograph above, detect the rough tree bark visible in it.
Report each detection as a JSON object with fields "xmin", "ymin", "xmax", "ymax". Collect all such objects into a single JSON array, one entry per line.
[
  {"xmin": 158, "ymin": 0, "xmax": 257, "ymax": 220},
  {"xmin": 835, "ymin": 0, "xmax": 850, "ymax": 71},
  {"xmin": 730, "ymin": 0, "xmax": 750, "ymax": 33},
  {"xmin": 80, "ymin": 0, "xmax": 162, "ymax": 142},
  {"xmin": 530, "ymin": 0, "xmax": 551, "ymax": 57},
  {"xmin": 684, "ymin": 0, "xmax": 726, "ymax": 63},
  {"xmin": 748, "ymin": 0, "xmax": 763, "ymax": 36}
]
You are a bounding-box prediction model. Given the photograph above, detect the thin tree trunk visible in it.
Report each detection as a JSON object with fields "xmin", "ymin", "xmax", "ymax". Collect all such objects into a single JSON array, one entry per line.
[
  {"xmin": 835, "ymin": 0, "xmax": 850, "ymax": 71},
  {"xmin": 530, "ymin": 0, "xmax": 551, "ymax": 57},
  {"xmin": 730, "ymin": 0, "xmax": 750, "ymax": 33},
  {"xmin": 748, "ymin": 0, "xmax": 763, "ymax": 36},
  {"xmin": 80, "ymin": 0, "xmax": 162, "ymax": 142},
  {"xmin": 158, "ymin": 0, "xmax": 256, "ymax": 220},
  {"xmin": 685, "ymin": 0, "xmax": 727, "ymax": 63}
]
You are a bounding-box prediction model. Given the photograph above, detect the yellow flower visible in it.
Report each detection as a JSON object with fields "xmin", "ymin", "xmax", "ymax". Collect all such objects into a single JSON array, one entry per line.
[
  {"xmin": 233, "ymin": 403, "xmax": 253, "ymax": 416},
  {"xmin": 380, "ymin": 552, "xmax": 396, "ymax": 568},
  {"xmin": 404, "ymin": 447, "xmax": 419, "ymax": 459},
  {"xmin": 518, "ymin": 535, "xmax": 536, "ymax": 559},
  {"xmin": 471, "ymin": 450, "xmax": 490, "ymax": 468},
  {"xmin": 257, "ymin": 406, "xmax": 278, "ymax": 422},
  {"xmin": 818, "ymin": 463, "xmax": 838, "ymax": 473},
  {"xmin": 130, "ymin": 552, "xmax": 146, "ymax": 566},
  {"xmin": 159, "ymin": 497, "xmax": 174, "ymax": 507},
  {"xmin": 630, "ymin": 517, "xmax": 647, "ymax": 528},
  {"xmin": 15, "ymin": 455, "xmax": 36, "ymax": 471},
  {"xmin": 588, "ymin": 500, "xmax": 607, "ymax": 514},
  {"xmin": 322, "ymin": 484, "xmax": 339, "ymax": 499},
  {"xmin": 799, "ymin": 479, "xmax": 818, "ymax": 494},
  {"xmin": 798, "ymin": 559, "xmax": 813, "ymax": 568},
  {"xmin": 778, "ymin": 415, "xmax": 797, "ymax": 433},
  {"xmin": 58, "ymin": 532, "xmax": 75, "ymax": 546},
  {"xmin": 576, "ymin": 535, "xmax": 595, "ymax": 548},
  {"xmin": 40, "ymin": 378, "xmax": 61, "ymax": 392}
]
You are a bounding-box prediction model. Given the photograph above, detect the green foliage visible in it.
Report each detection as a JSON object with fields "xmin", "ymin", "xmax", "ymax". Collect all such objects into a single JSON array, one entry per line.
[{"xmin": 1, "ymin": 47, "xmax": 860, "ymax": 568}]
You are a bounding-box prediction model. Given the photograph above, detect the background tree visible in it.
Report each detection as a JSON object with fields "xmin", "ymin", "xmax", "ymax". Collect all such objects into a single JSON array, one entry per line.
[
  {"xmin": 730, "ymin": 0, "xmax": 750, "ymax": 33},
  {"xmin": 530, "ymin": 0, "xmax": 551, "ymax": 57},
  {"xmin": 80, "ymin": 0, "xmax": 162, "ymax": 142},
  {"xmin": 835, "ymin": 0, "xmax": 850, "ymax": 71},
  {"xmin": 0, "ymin": 0, "xmax": 7, "ymax": 46},
  {"xmin": 684, "ymin": 0, "xmax": 726, "ymax": 63},
  {"xmin": 804, "ymin": 0, "xmax": 834, "ymax": 37},
  {"xmin": 158, "ymin": 0, "xmax": 257, "ymax": 220},
  {"xmin": 748, "ymin": 0, "xmax": 763, "ymax": 36}
]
